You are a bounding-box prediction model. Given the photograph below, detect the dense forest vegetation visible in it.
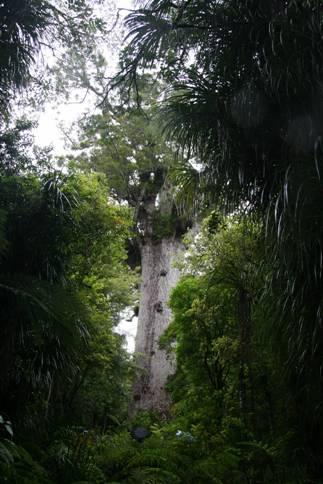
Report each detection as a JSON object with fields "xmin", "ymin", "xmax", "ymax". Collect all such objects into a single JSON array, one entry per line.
[{"xmin": 1, "ymin": 1, "xmax": 323, "ymax": 482}]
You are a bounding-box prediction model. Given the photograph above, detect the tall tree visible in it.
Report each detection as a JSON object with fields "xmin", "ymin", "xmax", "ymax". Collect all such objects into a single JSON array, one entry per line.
[
  {"xmin": 117, "ymin": 0, "xmax": 323, "ymax": 463},
  {"xmin": 75, "ymin": 78, "xmax": 190, "ymax": 413}
]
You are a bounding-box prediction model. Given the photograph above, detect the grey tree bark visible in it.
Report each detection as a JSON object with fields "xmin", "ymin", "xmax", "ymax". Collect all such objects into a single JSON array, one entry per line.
[
  {"xmin": 133, "ymin": 236, "xmax": 183, "ymax": 413},
  {"xmin": 131, "ymin": 180, "xmax": 186, "ymax": 414}
]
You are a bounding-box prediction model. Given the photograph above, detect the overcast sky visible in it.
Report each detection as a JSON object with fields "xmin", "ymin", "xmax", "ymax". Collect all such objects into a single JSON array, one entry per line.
[{"xmin": 35, "ymin": 0, "xmax": 133, "ymax": 152}]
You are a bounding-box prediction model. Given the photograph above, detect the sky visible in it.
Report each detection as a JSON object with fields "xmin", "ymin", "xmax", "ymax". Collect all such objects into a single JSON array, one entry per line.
[
  {"xmin": 35, "ymin": 0, "xmax": 137, "ymax": 352},
  {"xmin": 35, "ymin": 0, "xmax": 133, "ymax": 152}
]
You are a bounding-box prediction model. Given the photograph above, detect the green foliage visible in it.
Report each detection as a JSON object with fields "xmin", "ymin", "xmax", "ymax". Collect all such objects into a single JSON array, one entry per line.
[
  {"xmin": 2, "ymin": 0, "xmax": 323, "ymax": 481},
  {"xmin": 0, "ymin": 0, "xmax": 117, "ymax": 115},
  {"xmin": 75, "ymin": 84, "xmax": 166, "ymax": 197},
  {"xmin": 150, "ymin": 209, "xmax": 190, "ymax": 241},
  {"xmin": 0, "ymin": 118, "xmax": 50, "ymax": 175},
  {"xmin": 0, "ymin": 0, "xmax": 51, "ymax": 113},
  {"xmin": 117, "ymin": 1, "xmax": 323, "ymax": 474},
  {"xmin": 158, "ymin": 217, "xmax": 309, "ymax": 482},
  {"xmin": 44, "ymin": 427, "xmax": 105, "ymax": 484},
  {"xmin": 0, "ymin": 415, "xmax": 51, "ymax": 483},
  {"xmin": 151, "ymin": 211, "xmax": 174, "ymax": 240},
  {"xmin": 72, "ymin": 77, "xmax": 187, "ymax": 244},
  {"xmin": 88, "ymin": 429, "xmax": 239, "ymax": 483},
  {"xmin": 0, "ymin": 171, "xmax": 135, "ymax": 433}
]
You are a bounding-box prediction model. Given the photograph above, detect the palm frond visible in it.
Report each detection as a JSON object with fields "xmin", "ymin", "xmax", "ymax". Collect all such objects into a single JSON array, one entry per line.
[
  {"xmin": 0, "ymin": 274, "xmax": 89, "ymax": 387},
  {"xmin": 169, "ymin": 160, "xmax": 202, "ymax": 215}
]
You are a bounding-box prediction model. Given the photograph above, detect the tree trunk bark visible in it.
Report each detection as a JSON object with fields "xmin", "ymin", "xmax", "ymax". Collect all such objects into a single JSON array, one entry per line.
[{"xmin": 132, "ymin": 236, "xmax": 183, "ymax": 414}]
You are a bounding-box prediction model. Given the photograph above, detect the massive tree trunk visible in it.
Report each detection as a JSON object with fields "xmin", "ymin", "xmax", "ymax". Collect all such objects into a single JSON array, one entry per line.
[
  {"xmin": 127, "ymin": 173, "xmax": 188, "ymax": 414},
  {"xmin": 132, "ymin": 235, "xmax": 184, "ymax": 414}
]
